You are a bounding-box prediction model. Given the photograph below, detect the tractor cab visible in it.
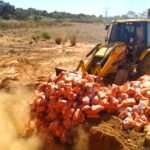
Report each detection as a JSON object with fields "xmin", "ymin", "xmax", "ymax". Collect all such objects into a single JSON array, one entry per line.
[{"xmin": 106, "ymin": 19, "xmax": 150, "ymax": 51}]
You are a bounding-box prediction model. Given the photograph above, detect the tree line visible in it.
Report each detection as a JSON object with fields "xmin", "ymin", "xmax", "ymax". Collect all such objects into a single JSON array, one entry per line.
[{"xmin": 0, "ymin": 1, "xmax": 148, "ymax": 22}]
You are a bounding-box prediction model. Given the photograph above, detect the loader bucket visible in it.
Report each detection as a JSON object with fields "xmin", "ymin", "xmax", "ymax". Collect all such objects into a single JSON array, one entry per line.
[
  {"xmin": 55, "ymin": 67, "xmax": 67, "ymax": 75},
  {"xmin": 55, "ymin": 67, "xmax": 79, "ymax": 76}
]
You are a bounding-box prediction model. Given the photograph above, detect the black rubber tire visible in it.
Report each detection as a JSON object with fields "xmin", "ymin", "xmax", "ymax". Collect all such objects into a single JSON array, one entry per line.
[
  {"xmin": 140, "ymin": 54, "xmax": 150, "ymax": 75},
  {"xmin": 114, "ymin": 69, "xmax": 128, "ymax": 85}
]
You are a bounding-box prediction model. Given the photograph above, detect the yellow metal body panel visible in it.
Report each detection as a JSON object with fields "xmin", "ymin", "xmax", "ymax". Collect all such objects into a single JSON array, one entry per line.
[
  {"xmin": 139, "ymin": 49, "xmax": 150, "ymax": 60},
  {"xmin": 95, "ymin": 47, "xmax": 112, "ymax": 57}
]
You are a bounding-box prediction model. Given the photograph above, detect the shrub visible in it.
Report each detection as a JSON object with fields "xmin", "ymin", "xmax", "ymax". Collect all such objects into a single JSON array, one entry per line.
[
  {"xmin": 55, "ymin": 37, "xmax": 62, "ymax": 45},
  {"xmin": 70, "ymin": 35, "xmax": 76, "ymax": 46},
  {"xmin": 41, "ymin": 32, "xmax": 51, "ymax": 40},
  {"xmin": 32, "ymin": 34, "xmax": 40, "ymax": 42}
]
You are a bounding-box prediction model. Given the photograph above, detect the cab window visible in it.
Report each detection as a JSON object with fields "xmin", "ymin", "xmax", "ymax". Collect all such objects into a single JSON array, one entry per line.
[{"xmin": 109, "ymin": 22, "xmax": 146, "ymax": 48}]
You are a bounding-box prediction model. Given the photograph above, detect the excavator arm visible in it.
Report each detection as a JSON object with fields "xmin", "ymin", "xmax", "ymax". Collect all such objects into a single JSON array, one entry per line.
[
  {"xmin": 77, "ymin": 42, "xmax": 128, "ymax": 78},
  {"xmin": 98, "ymin": 42, "xmax": 128, "ymax": 77}
]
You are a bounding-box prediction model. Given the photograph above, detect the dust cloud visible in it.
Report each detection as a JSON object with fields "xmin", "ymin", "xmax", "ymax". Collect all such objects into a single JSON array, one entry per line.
[{"xmin": 0, "ymin": 87, "xmax": 43, "ymax": 150}]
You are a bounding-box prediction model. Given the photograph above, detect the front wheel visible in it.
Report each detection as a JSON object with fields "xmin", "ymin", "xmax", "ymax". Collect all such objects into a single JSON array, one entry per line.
[
  {"xmin": 114, "ymin": 69, "xmax": 129, "ymax": 85},
  {"xmin": 139, "ymin": 54, "xmax": 150, "ymax": 75}
]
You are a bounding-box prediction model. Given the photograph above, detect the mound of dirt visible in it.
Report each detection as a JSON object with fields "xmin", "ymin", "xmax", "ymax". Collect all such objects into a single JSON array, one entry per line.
[{"xmin": 89, "ymin": 117, "xmax": 145, "ymax": 150}]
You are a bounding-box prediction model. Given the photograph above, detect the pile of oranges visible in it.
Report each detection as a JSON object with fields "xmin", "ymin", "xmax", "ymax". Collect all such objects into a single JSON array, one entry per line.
[{"xmin": 30, "ymin": 72, "xmax": 150, "ymax": 143}]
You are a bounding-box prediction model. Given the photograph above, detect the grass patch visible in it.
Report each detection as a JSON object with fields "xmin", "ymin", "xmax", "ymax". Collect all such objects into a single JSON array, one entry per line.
[{"xmin": 41, "ymin": 32, "xmax": 51, "ymax": 40}]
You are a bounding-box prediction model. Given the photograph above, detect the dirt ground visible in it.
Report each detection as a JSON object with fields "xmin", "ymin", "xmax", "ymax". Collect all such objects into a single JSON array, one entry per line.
[
  {"xmin": 0, "ymin": 21, "xmax": 106, "ymax": 88},
  {"xmin": 0, "ymin": 21, "xmax": 147, "ymax": 150}
]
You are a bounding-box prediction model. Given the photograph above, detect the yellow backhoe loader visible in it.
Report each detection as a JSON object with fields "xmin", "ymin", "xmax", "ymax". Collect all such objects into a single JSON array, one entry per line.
[{"xmin": 56, "ymin": 19, "xmax": 150, "ymax": 84}]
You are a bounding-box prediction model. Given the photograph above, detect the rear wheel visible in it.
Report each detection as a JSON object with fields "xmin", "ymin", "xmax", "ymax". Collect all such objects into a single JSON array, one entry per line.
[{"xmin": 140, "ymin": 54, "xmax": 150, "ymax": 75}]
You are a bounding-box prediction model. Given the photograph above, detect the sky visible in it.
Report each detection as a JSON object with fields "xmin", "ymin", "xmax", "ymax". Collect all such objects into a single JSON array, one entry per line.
[{"xmin": 5, "ymin": 0, "xmax": 150, "ymax": 16}]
